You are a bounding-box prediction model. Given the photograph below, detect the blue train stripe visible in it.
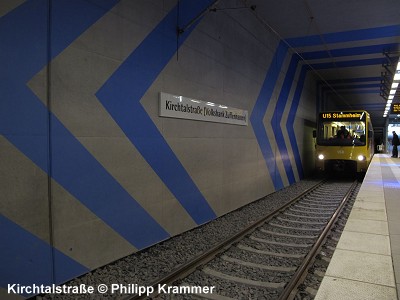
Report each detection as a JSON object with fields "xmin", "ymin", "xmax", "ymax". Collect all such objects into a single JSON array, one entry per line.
[
  {"xmin": 1, "ymin": 0, "xmax": 169, "ymax": 254},
  {"xmin": 250, "ymin": 41, "xmax": 288, "ymax": 190},
  {"xmin": 287, "ymin": 24, "xmax": 400, "ymax": 47},
  {"xmin": 96, "ymin": 1, "xmax": 216, "ymax": 224},
  {"xmin": 286, "ymin": 66, "xmax": 308, "ymax": 179},
  {"xmin": 272, "ymin": 55, "xmax": 300, "ymax": 184},
  {"xmin": 0, "ymin": 215, "xmax": 89, "ymax": 295}
]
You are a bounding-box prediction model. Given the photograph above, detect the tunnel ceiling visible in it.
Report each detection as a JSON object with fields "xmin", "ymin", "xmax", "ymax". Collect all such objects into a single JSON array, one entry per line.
[{"xmin": 217, "ymin": 0, "xmax": 400, "ymax": 132}]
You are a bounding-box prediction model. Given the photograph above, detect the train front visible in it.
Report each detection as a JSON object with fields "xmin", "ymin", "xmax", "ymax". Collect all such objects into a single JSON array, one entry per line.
[{"xmin": 314, "ymin": 111, "xmax": 373, "ymax": 174}]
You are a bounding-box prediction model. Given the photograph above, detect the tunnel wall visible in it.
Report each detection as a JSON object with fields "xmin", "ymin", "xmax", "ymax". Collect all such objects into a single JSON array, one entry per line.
[{"xmin": 0, "ymin": 0, "xmax": 316, "ymax": 297}]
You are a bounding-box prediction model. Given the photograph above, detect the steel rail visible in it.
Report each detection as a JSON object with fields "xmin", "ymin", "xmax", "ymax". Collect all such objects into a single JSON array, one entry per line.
[
  {"xmin": 126, "ymin": 180, "xmax": 326, "ymax": 300},
  {"xmin": 278, "ymin": 180, "xmax": 358, "ymax": 300}
]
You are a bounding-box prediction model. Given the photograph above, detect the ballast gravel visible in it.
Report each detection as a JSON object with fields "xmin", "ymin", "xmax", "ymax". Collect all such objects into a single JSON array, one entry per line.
[{"xmin": 40, "ymin": 179, "xmax": 320, "ymax": 299}]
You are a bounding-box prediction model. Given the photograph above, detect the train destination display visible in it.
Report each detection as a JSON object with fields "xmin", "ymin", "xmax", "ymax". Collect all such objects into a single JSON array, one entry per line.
[{"xmin": 320, "ymin": 112, "xmax": 364, "ymax": 119}]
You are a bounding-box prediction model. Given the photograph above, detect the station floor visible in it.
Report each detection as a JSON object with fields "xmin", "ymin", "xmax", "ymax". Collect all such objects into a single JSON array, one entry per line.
[{"xmin": 315, "ymin": 154, "xmax": 400, "ymax": 300}]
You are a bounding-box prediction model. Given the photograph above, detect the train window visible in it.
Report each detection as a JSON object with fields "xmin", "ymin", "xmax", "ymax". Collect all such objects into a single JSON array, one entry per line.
[{"xmin": 317, "ymin": 120, "xmax": 366, "ymax": 146}]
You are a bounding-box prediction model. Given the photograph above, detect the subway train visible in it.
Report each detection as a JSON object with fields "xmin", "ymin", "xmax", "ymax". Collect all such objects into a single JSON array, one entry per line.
[{"xmin": 314, "ymin": 110, "xmax": 374, "ymax": 175}]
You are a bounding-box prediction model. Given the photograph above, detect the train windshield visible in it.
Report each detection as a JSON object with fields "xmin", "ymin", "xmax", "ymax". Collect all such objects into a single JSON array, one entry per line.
[{"xmin": 317, "ymin": 113, "xmax": 367, "ymax": 146}]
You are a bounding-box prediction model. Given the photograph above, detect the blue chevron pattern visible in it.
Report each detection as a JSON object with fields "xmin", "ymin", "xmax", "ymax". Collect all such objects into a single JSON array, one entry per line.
[
  {"xmin": 287, "ymin": 65, "xmax": 309, "ymax": 179},
  {"xmin": 271, "ymin": 55, "xmax": 299, "ymax": 184},
  {"xmin": 1, "ymin": 0, "xmax": 399, "ymax": 295},
  {"xmin": 0, "ymin": 215, "xmax": 88, "ymax": 294},
  {"xmin": 96, "ymin": 0, "xmax": 217, "ymax": 225},
  {"xmin": 287, "ymin": 24, "xmax": 400, "ymax": 47},
  {"xmin": 250, "ymin": 41, "xmax": 287, "ymax": 190},
  {"xmin": 254, "ymin": 24, "xmax": 399, "ymax": 186},
  {"xmin": 0, "ymin": 0, "xmax": 170, "ymax": 289}
]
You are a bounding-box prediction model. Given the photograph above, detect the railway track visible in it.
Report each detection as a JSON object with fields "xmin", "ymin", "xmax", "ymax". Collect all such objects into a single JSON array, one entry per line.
[{"xmin": 128, "ymin": 180, "xmax": 360, "ymax": 300}]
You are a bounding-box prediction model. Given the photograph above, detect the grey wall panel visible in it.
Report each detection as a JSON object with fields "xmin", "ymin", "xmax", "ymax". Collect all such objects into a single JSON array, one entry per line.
[
  {"xmin": 1, "ymin": 0, "xmax": 317, "ymax": 294},
  {"xmin": 0, "ymin": 136, "xmax": 50, "ymax": 243},
  {"xmin": 51, "ymin": 179, "xmax": 137, "ymax": 270}
]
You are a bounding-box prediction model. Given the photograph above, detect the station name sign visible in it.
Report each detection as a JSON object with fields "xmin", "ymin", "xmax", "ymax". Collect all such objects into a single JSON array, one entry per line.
[
  {"xmin": 159, "ymin": 92, "xmax": 248, "ymax": 126},
  {"xmin": 320, "ymin": 112, "xmax": 363, "ymax": 120}
]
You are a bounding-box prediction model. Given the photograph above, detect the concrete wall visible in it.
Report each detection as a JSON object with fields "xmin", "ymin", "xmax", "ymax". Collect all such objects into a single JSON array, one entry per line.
[{"xmin": 0, "ymin": 0, "xmax": 316, "ymax": 298}]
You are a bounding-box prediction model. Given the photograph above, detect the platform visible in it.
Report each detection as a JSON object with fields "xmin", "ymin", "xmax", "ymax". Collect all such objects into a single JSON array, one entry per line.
[{"xmin": 315, "ymin": 154, "xmax": 400, "ymax": 300}]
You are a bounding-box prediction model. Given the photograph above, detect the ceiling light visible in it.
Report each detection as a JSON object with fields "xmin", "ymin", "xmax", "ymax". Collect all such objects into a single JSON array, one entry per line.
[
  {"xmin": 383, "ymin": 58, "xmax": 400, "ymax": 116},
  {"xmin": 394, "ymin": 70, "xmax": 400, "ymax": 81}
]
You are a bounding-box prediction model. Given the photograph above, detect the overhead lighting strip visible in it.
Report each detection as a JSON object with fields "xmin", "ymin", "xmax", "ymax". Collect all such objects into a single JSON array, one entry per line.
[{"xmin": 383, "ymin": 60, "xmax": 400, "ymax": 117}]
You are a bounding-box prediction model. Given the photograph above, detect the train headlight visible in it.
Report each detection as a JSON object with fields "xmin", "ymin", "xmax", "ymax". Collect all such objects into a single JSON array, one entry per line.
[
  {"xmin": 357, "ymin": 155, "xmax": 366, "ymax": 161},
  {"xmin": 318, "ymin": 154, "xmax": 325, "ymax": 160}
]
